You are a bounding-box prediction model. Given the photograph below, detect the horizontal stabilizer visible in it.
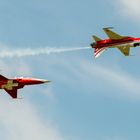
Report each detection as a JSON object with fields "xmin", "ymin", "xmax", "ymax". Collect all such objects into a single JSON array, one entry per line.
[{"xmin": 118, "ymin": 46, "xmax": 130, "ymax": 56}]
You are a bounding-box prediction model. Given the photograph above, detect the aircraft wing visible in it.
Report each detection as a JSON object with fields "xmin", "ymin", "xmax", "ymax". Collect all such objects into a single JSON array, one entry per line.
[
  {"xmin": 117, "ymin": 46, "xmax": 130, "ymax": 56},
  {"xmin": 103, "ymin": 28, "xmax": 124, "ymax": 40},
  {"xmin": 4, "ymin": 88, "xmax": 18, "ymax": 98}
]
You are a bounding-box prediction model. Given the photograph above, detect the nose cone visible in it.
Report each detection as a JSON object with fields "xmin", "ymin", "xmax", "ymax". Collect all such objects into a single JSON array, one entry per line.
[
  {"xmin": 90, "ymin": 43, "xmax": 93, "ymax": 47},
  {"xmin": 42, "ymin": 80, "xmax": 51, "ymax": 83},
  {"xmin": 35, "ymin": 79, "xmax": 51, "ymax": 84},
  {"xmin": 90, "ymin": 42, "xmax": 96, "ymax": 48}
]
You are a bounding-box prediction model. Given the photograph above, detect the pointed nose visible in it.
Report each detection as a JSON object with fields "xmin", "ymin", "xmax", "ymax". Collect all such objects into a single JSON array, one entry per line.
[
  {"xmin": 42, "ymin": 80, "xmax": 51, "ymax": 83},
  {"xmin": 90, "ymin": 43, "xmax": 96, "ymax": 48}
]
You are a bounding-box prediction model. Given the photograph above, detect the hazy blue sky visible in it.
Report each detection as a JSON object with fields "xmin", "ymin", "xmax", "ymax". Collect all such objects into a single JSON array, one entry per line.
[{"xmin": 0, "ymin": 0, "xmax": 140, "ymax": 140}]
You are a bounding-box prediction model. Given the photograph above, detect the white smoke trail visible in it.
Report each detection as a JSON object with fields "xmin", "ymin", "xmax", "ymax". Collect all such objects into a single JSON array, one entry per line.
[{"xmin": 0, "ymin": 47, "xmax": 91, "ymax": 58}]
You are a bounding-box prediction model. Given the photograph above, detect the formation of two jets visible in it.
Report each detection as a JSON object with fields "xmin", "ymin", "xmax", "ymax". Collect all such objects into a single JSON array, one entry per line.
[{"xmin": 1, "ymin": 27, "xmax": 140, "ymax": 98}]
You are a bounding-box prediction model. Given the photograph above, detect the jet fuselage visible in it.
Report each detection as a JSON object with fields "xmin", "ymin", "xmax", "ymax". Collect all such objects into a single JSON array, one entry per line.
[
  {"xmin": 91, "ymin": 37, "xmax": 140, "ymax": 48},
  {"xmin": 0, "ymin": 75, "xmax": 50, "ymax": 98}
]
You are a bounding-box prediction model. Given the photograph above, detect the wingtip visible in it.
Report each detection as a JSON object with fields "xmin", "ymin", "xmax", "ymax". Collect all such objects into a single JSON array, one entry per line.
[{"xmin": 103, "ymin": 27, "xmax": 114, "ymax": 30}]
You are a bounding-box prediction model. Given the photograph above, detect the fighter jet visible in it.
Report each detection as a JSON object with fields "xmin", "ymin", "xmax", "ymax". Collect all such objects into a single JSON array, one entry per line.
[
  {"xmin": 0, "ymin": 75, "xmax": 50, "ymax": 98},
  {"xmin": 90, "ymin": 27, "xmax": 140, "ymax": 58}
]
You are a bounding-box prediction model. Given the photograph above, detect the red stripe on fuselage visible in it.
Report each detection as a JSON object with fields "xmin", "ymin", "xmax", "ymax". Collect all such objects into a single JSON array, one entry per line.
[{"xmin": 94, "ymin": 37, "xmax": 140, "ymax": 48}]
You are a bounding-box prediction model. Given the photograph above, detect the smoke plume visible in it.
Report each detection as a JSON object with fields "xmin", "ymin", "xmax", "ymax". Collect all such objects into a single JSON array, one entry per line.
[{"xmin": 0, "ymin": 47, "xmax": 91, "ymax": 58}]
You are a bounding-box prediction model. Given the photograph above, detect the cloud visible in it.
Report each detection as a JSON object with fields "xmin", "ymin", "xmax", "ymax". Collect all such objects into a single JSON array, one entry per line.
[
  {"xmin": 43, "ymin": 54, "xmax": 140, "ymax": 100},
  {"xmin": 77, "ymin": 60, "xmax": 140, "ymax": 100},
  {"xmin": 83, "ymin": 62, "xmax": 140, "ymax": 99},
  {"xmin": 0, "ymin": 59, "xmax": 32, "ymax": 77},
  {"xmin": 0, "ymin": 97, "xmax": 64, "ymax": 140},
  {"xmin": 117, "ymin": 0, "xmax": 140, "ymax": 20}
]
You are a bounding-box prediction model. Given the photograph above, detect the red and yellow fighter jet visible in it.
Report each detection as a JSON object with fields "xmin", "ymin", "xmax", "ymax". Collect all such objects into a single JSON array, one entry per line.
[
  {"xmin": 90, "ymin": 27, "xmax": 140, "ymax": 58},
  {"xmin": 0, "ymin": 75, "xmax": 50, "ymax": 98}
]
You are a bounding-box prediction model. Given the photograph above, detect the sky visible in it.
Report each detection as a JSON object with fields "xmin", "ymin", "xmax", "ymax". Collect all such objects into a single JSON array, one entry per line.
[{"xmin": 0, "ymin": 0, "xmax": 140, "ymax": 140}]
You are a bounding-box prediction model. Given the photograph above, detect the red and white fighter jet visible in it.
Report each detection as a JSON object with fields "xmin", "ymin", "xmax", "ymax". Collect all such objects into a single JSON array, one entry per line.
[
  {"xmin": 0, "ymin": 75, "xmax": 50, "ymax": 98},
  {"xmin": 90, "ymin": 27, "xmax": 140, "ymax": 58}
]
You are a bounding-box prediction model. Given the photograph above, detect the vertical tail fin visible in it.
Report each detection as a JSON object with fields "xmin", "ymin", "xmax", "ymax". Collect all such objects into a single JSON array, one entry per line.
[{"xmin": 0, "ymin": 75, "xmax": 8, "ymax": 80}]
